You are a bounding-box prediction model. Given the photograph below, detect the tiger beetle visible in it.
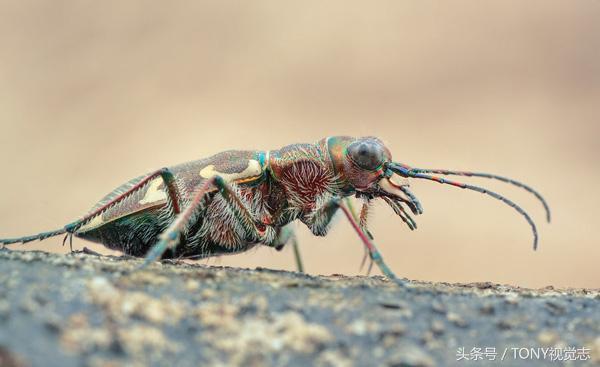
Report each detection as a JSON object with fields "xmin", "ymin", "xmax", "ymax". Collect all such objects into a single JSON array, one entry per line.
[{"xmin": 0, "ymin": 136, "xmax": 550, "ymax": 279}]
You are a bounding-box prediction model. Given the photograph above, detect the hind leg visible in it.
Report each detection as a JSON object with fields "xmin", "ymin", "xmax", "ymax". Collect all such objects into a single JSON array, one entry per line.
[
  {"xmin": 0, "ymin": 228, "xmax": 67, "ymax": 247},
  {"xmin": 67, "ymin": 167, "xmax": 182, "ymax": 233},
  {"xmin": 0, "ymin": 167, "xmax": 182, "ymax": 250}
]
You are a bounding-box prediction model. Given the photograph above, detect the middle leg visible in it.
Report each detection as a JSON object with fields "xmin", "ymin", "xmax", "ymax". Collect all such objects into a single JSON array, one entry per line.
[
  {"xmin": 141, "ymin": 176, "xmax": 267, "ymax": 268},
  {"xmin": 264, "ymin": 224, "xmax": 304, "ymax": 273}
]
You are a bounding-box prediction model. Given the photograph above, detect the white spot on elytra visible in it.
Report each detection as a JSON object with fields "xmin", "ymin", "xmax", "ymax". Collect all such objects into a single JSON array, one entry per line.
[
  {"xmin": 199, "ymin": 160, "xmax": 262, "ymax": 182},
  {"xmin": 77, "ymin": 214, "xmax": 105, "ymax": 232},
  {"xmin": 139, "ymin": 178, "xmax": 167, "ymax": 205}
]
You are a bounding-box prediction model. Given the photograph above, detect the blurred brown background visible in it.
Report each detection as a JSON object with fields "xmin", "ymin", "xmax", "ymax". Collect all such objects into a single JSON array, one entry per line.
[{"xmin": 1, "ymin": 1, "xmax": 598, "ymax": 288}]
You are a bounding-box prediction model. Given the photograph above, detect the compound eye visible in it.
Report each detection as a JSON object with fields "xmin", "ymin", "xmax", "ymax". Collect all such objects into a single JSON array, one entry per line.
[{"xmin": 348, "ymin": 140, "xmax": 384, "ymax": 170}]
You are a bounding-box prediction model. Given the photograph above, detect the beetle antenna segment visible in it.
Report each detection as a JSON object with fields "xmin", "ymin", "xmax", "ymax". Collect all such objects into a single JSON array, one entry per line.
[
  {"xmin": 388, "ymin": 163, "xmax": 539, "ymax": 250},
  {"xmin": 394, "ymin": 165, "xmax": 550, "ymax": 222}
]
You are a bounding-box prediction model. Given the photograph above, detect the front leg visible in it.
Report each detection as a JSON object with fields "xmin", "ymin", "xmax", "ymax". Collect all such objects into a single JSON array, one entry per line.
[
  {"xmin": 302, "ymin": 195, "xmax": 398, "ymax": 280},
  {"xmin": 301, "ymin": 195, "xmax": 341, "ymax": 236}
]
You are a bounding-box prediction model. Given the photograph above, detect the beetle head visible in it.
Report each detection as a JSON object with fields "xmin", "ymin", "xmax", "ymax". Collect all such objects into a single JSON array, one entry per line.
[
  {"xmin": 325, "ymin": 136, "xmax": 548, "ymax": 246},
  {"xmin": 325, "ymin": 136, "xmax": 422, "ymax": 217}
]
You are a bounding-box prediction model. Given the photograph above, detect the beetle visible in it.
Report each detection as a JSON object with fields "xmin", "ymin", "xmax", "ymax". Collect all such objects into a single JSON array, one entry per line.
[{"xmin": 0, "ymin": 136, "xmax": 550, "ymax": 279}]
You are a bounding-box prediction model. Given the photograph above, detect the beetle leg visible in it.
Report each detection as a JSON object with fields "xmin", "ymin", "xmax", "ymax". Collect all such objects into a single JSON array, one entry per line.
[
  {"xmin": 1, "ymin": 168, "xmax": 182, "ymax": 249},
  {"xmin": 302, "ymin": 196, "xmax": 396, "ymax": 279},
  {"xmin": 301, "ymin": 195, "xmax": 343, "ymax": 237},
  {"xmin": 337, "ymin": 201, "xmax": 398, "ymax": 280},
  {"xmin": 1, "ymin": 228, "xmax": 67, "ymax": 247},
  {"xmin": 66, "ymin": 168, "xmax": 182, "ymax": 235},
  {"xmin": 62, "ymin": 232, "xmax": 74, "ymax": 252},
  {"xmin": 290, "ymin": 233, "xmax": 303, "ymax": 273},
  {"xmin": 140, "ymin": 176, "xmax": 265, "ymax": 268},
  {"xmin": 358, "ymin": 201, "xmax": 372, "ymax": 237},
  {"xmin": 358, "ymin": 201, "xmax": 376, "ymax": 276},
  {"xmin": 345, "ymin": 198, "xmax": 375, "ymax": 274},
  {"xmin": 268, "ymin": 225, "xmax": 303, "ymax": 273}
]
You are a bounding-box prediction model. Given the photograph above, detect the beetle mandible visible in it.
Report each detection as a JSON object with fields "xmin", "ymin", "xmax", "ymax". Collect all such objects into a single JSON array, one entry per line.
[{"xmin": 0, "ymin": 136, "xmax": 550, "ymax": 279}]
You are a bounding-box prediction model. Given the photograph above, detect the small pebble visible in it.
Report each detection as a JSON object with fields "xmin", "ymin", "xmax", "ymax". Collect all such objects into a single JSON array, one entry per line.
[{"xmin": 447, "ymin": 312, "xmax": 469, "ymax": 328}]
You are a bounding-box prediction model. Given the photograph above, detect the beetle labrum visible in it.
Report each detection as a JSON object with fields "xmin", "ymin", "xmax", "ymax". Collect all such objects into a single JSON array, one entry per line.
[{"xmin": 0, "ymin": 136, "xmax": 550, "ymax": 279}]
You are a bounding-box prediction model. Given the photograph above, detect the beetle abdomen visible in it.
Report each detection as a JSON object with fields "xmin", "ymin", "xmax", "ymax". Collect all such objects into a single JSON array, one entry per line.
[{"xmin": 76, "ymin": 208, "xmax": 167, "ymax": 257}]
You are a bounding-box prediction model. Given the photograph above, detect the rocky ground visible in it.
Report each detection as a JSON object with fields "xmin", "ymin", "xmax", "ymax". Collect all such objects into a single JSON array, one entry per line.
[{"xmin": 0, "ymin": 248, "xmax": 598, "ymax": 367}]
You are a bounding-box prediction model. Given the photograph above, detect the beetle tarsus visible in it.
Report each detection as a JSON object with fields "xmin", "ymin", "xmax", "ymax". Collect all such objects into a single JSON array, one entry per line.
[{"xmin": 0, "ymin": 228, "xmax": 67, "ymax": 246}]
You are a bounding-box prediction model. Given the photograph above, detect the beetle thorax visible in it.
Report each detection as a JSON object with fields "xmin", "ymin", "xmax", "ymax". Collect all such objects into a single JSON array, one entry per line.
[{"xmin": 267, "ymin": 143, "xmax": 341, "ymax": 214}]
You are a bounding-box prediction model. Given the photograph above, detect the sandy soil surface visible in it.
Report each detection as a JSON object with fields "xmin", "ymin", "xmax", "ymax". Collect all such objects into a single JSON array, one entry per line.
[{"xmin": 0, "ymin": 249, "xmax": 598, "ymax": 367}]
